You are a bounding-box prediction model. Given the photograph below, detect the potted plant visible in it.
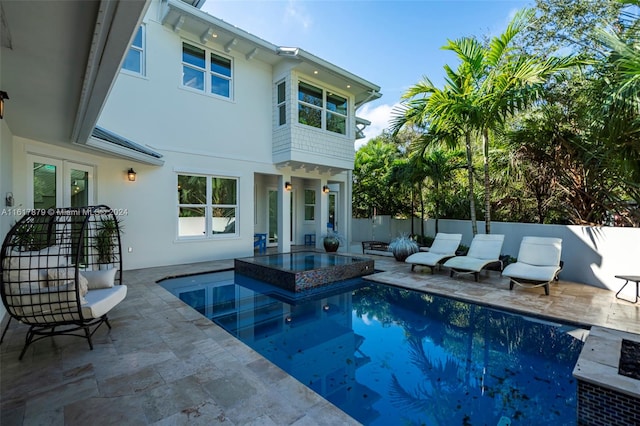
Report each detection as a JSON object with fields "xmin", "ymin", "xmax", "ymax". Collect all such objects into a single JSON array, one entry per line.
[
  {"xmin": 322, "ymin": 229, "xmax": 345, "ymax": 253},
  {"xmin": 389, "ymin": 233, "xmax": 419, "ymax": 262},
  {"xmin": 94, "ymin": 217, "xmax": 122, "ymax": 268}
]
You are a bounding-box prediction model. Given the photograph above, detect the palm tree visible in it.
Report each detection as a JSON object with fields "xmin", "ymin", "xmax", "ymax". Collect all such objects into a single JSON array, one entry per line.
[
  {"xmin": 595, "ymin": 17, "xmax": 640, "ymax": 202},
  {"xmin": 393, "ymin": 8, "xmax": 579, "ymax": 234},
  {"xmin": 391, "ymin": 63, "xmax": 484, "ymax": 235},
  {"xmin": 443, "ymin": 8, "xmax": 579, "ymax": 233}
]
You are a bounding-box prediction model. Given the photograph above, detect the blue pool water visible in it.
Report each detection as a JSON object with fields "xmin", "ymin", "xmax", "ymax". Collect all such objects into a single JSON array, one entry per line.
[
  {"xmin": 159, "ymin": 271, "xmax": 586, "ymax": 425},
  {"xmin": 241, "ymin": 251, "xmax": 363, "ymax": 271}
]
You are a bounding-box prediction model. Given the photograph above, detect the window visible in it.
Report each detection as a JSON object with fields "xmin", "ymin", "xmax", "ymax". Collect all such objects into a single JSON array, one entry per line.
[
  {"xmin": 298, "ymin": 82, "xmax": 322, "ymax": 129},
  {"xmin": 277, "ymin": 81, "xmax": 286, "ymax": 125},
  {"xmin": 326, "ymin": 92, "xmax": 347, "ymax": 134},
  {"xmin": 298, "ymin": 81, "xmax": 348, "ymax": 135},
  {"xmin": 304, "ymin": 189, "xmax": 315, "ymax": 221},
  {"xmin": 122, "ymin": 26, "xmax": 145, "ymax": 75},
  {"xmin": 182, "ymin": 42, "xmax": 232, "ymax": 98},
  {"xmin": 177, "ymin": 174, "xmax": 238, "ymax": 239}
]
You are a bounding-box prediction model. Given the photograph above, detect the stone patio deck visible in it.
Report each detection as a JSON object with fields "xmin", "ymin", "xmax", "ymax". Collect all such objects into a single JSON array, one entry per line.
[{"xmin": 1, "ymin": 251, "xmax": 638, "ymax": 425}]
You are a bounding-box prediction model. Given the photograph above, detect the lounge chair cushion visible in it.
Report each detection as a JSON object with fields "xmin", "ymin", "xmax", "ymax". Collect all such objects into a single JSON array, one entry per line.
[
  {"xmin": 6, "ymin": 284, "xmax": 80, "ymax": 316},
  {"xmin": 82, "ymin": 285, "xmax": 128, "ymax": 319},
  {"xmin": 81, "ymin": 268, "xmax": 118, "ymax": 290},
  {"xmin": 443, "ymin": 234, "xmax": 505, "ymax": 272},
  {"xmin": 405, "ymin": 251, "xmax": 456, "ymax": 267},
  {"xmin": 502, "ymin": 237, "xmax": 563, "ymax": 283},
  {"xmin": 405, "ymin": 233, "xmax": 462, "ymax": 267},
  {"xmin": 21, "ymin": 285, "xmax": 128, "ymax": 324},
  {"xmin": 3, "ymin": 245, "xmax": 66, "ymax": 287},
  {"xmin": 502, "ymin": 262, "xmax": 560, "ymax": 282},
  {"xmin": 427, "ymin": 233, "xmax": 463, "ymax": 255},
  {"xmin": 444, "ymin": 256, "xmax": 498, "ymax": 272},
  {"xmin": 515, "ymin": 237, "xmax": 562, "ymax": 266},
  {"xmin": 47, "ymin": 267, "xmax": 89, "ymax": 298},
  {"xmin": 465, "ymin": 235, "xmax": 505, "ymax": 260}
]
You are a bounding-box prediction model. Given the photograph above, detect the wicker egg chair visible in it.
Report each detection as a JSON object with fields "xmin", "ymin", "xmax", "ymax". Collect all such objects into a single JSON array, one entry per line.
[{"xmin": 0, "ymin": 205, "xmax": 127, "ymax": 359}]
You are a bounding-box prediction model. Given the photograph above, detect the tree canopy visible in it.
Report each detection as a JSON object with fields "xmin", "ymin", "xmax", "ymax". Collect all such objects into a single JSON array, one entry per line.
[{"xmin": 354, "ymin": 0, "xmax": 640, "ymax": 229}]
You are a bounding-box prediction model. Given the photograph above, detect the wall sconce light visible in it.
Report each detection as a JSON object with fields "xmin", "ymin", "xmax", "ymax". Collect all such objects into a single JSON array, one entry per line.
[
  {"xmin": 284, "ymin": 181, "xmax": 292, "ymax": 191},
  {"xmin": 322, "ymin": 185, "xmax": 330, "ymax": 194},
  {"xmin": 127, "ymin": 168, "xmax": 137, "ymax": 182},
  {"xmin": 0, "ymin": 91, "xmax": 9, "ymax": 119}
]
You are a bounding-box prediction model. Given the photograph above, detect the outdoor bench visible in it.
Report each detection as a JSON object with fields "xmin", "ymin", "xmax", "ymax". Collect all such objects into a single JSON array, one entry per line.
[{"xmin": 361, "ymin": 241, "xmax": 393, "ymax": 257}]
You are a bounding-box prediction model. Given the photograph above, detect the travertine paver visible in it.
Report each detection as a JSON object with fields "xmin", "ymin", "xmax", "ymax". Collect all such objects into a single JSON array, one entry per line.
[{"xmin": 1, "ymin": 251, "xmax": 638, "ymax": 425}]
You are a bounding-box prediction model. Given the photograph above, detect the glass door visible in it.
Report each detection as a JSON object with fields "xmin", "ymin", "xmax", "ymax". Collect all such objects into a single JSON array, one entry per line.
[
  {"xmin": 31, "ymin": 159, "xmax": 63, "ymax": 210},
  {"xmin": 267, "ymin": 188, "xmax": 294, "ymax": 246},
  {"xmin": 28, "ymin": 155, "xmax": 95, "ymax": 208},
  {"xmin": 68, "ymin": 164, "xmax": 93, "ymax": 208},
  {"xmin": 268, "ymin": 189, "xmax": 278, "ymax": 245},
  {"xmin": 328, "ymin": 192, "xmax": 337, "ymax": 231}
]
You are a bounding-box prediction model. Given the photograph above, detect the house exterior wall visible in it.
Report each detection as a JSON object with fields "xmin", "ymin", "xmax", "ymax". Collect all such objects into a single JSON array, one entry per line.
[
  {"xmin": 0, "ymin": 120, "xmax": 13, "ymax": 322},
  {"xmin": 100, "ymin": 11, "xmax": 273, "ymax": 162},
  {"xmin": 0, "ymin": 120, "xmax": 13, "ymax": 240},
  {"xmin": 1, "ymin": 0, "xmax": 377, "ymax": 274},
  {"xmin": 90, "ymin": 1, "xmax": 363, "ymax": 268}
]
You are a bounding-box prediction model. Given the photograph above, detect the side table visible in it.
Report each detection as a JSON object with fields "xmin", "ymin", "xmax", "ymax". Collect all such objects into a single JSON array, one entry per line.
[{"xmin": 614, "ymin": 275, "xmax": 640, "ymax": 303}]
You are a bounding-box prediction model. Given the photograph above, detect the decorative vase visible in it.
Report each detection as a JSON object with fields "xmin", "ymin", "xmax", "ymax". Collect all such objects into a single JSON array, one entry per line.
[{"xmin": 323, "ymin": 237, "xmax": 339, "ymax": 252}]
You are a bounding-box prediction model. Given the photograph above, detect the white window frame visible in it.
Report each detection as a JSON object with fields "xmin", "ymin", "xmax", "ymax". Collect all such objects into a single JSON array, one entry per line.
[
  {"xmin": 122, "ymin": 25, "xmax": 145, "ymax": 76},
  {"xmin": 177, "ymin": 174, "xmax": 239, "ymax": 240},
  {"xmin": 297, "ymin": 80, "xmax": 348, "ymax": 135},
  {"xmin": 277, "ymin": 80, "xmax": 286, "ymax": 126},
  {"xmin": 181, "ymin": 41, "xmax": 233, "ymax": 100},
  {"xmin": 304, "ymin": 189, "xmax": 315, "ymax": 222}
]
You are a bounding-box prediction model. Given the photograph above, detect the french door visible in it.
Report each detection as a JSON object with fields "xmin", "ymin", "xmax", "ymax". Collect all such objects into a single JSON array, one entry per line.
[
  {"xmin": 328, "ymin": 192, "xmax": 337, "ymax": 231},
  {"xmin": 267, "ymin": 188, "xmax": 294, "ymax": 246},
  {"xmin": 27, "ymin": 155, "xmax": 95, "ymax": 209}
]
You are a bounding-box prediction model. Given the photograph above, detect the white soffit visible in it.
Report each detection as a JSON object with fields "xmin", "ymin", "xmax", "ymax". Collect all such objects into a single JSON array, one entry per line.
[{"xmin": 0, "ymin": 0, "xmax": 151, "ymax": 146}]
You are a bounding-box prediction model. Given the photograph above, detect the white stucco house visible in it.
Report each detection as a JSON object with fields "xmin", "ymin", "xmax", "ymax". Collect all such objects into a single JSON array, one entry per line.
[{"xmin": 0, "ymin": 0, "xmax": 381, "ymax": 277}]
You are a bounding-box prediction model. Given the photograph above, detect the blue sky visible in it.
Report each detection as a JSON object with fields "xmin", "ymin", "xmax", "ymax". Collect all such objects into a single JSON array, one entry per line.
[{"xmin": 201, "ymin": 0, "xmax": 533, "ymax": 147}]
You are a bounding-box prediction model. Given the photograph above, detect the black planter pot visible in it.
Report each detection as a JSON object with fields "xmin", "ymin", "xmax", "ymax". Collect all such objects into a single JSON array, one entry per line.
[
  {"xmin": 323, "ymin": 238, "xmax": 339, "ymax": 252},
  {"xmin": 393, "ymin": 252, "xmax": 411, "ymax": 262}
]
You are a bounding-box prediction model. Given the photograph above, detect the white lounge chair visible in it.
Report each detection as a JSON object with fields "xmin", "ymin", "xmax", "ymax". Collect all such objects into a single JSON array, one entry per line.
[
  {"xmin": 443, "ymin": 234, "xmax": 505, "ymax": 281},
  {"xmin": 502, "ymin": 236, "xmax": 563, "ymax": 296},
  {"xmin": 405, "ymin": 233, "xmax": 462, "ymax": 272}
]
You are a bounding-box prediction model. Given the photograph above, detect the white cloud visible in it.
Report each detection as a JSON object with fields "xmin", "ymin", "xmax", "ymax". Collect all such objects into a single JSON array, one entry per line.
[
  {"xmin": 354, "ymin": 102, "xmax": 400, "ymax": 150},
  {"xmin": 283, "ymin": 0, "xmax": 312, "ymax": 31}
]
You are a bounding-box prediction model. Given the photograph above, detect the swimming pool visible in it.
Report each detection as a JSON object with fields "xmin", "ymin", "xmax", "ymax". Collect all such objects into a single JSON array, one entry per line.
[{"xmin": 159, "ymin": 271, "xmax": 586, "ymax": 425}]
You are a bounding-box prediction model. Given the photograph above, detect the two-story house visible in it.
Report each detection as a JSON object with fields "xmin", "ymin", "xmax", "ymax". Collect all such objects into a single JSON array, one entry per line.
[{"xmin": 0, "ymin": 0, "xmax": 381, "ymax": 272}]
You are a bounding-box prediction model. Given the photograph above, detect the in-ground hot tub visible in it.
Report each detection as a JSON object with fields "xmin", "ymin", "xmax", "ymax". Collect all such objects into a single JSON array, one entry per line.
[{"xmin": 234, "ymin": 251, "xmax": 374, "ymax": 292}]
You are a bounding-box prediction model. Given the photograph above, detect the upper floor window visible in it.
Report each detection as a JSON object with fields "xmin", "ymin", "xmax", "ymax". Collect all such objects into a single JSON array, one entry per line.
[
  {"xmin": 298, "ymin": 81, "xmax": 348, "ymax": 135},
  {"xmin": 277, "ymin": 81, "xmax": 286, "ymax": 126},
  {"xmin": 182, "ymin": 42, "xmax": 232, "ymax": 99},
  {"xmin": 177, "ymin": 174, "xmax": 238, "ymax": 239},
  {"xmin": 122, "ymin": 26, "xmax": 145, "ymax": 75}
]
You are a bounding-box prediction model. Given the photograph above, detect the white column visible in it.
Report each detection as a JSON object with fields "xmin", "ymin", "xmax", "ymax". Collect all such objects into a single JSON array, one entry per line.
[
  {"xmin": 317, "ymin": 179, "xmax": 329, "ymax": 250},
  {"xmin": 345, "ymin": 170, "xmax": 354, "ymax": 253},
  {"xmin": 278, "ymin": 175, "xmax": 291, "ymax": 253}
]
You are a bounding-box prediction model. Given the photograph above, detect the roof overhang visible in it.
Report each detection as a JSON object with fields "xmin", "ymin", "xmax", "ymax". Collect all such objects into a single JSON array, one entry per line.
[
  {"xmin": 86, "ymin": 137, "xmax": 165, "ymax": 166},
  {"xmin": 0, "ymin": 0, "xmax": 151, "ymax": 146},
  {"xmin": 88, "ymin": 126, "xmax": 164, "ymax": 166}
]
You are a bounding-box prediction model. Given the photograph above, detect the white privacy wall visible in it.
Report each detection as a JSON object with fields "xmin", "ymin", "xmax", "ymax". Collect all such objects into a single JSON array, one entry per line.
[{"xmin": 352, "ymin": 216, "xmax": 640, "ymax": 292}]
